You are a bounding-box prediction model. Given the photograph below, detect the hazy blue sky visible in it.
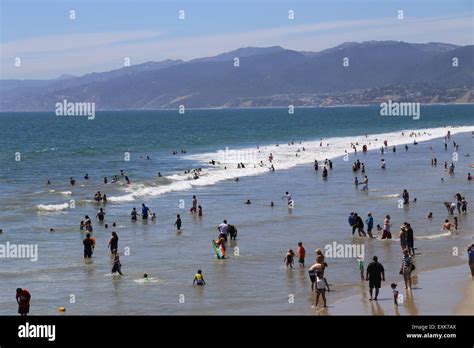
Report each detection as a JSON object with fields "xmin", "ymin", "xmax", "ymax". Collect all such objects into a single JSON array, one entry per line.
[{"xmin": 1, "ymin": 0, "xmax": 472, "ymax": 79}]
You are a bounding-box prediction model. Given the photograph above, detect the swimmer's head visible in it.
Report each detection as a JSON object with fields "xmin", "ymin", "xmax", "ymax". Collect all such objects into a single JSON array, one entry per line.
[
  {"xmin": 391, "ymin": 283, "xmax": 397, "ymax": 289},
  {"xmin": 143, "ymin": 273, "xmax": 148, "ymax": 278}
]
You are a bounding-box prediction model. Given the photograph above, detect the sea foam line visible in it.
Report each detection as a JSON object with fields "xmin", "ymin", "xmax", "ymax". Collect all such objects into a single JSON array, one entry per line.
[{"xmin": 108, "ymin": 125, "xmax": 474, "ymax": 202}]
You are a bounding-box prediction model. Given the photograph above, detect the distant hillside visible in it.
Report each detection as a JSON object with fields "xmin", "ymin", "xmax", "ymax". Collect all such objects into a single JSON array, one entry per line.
[{"xmin": 1, "ymin": 41, "xmax": 472, "ymax": 111}]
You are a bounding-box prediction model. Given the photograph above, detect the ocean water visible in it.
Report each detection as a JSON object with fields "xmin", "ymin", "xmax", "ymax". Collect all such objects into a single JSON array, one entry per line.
[{"xmin": 0, "ymin": 105, "xmax": 473, "ymax": 315}]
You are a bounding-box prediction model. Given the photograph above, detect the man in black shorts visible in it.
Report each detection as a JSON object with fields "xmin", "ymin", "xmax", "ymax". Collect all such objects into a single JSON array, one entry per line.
[{"xmin": 365, "ymin": 256, "xmax": 385, "ymax": 300}]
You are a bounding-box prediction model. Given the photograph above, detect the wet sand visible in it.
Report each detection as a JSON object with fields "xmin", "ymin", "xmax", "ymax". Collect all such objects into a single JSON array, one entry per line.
[
  {"xmin": 311, "ymin": 264, "xmax": 473, "ymax": 315},
  {"xmin": 455, "ymin": 269, "xmax": 474, "ymax": 315}
]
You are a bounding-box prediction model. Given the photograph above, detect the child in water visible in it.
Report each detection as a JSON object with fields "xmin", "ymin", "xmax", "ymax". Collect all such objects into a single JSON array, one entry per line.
[
  {"xmin": 297, "ymin": 242, "xmax": 306, "ymax": 268},
  {"xmin": 284, "ymin": 249, "xmax": 295, "ymax": 268},
  {"xmin": 391, "ymin": 283, "xmax": 399, "ymax": 306},
  {"xmin": 198, "ymin": 205, "xmax": 203, "ymax": 217},
  {"xmin": 193, "ymin": 270, "xmax": 206, "ymax": 286},
  {"xmin": 174, "ymin": 214, "xmax": 182, "ymax": 231}
]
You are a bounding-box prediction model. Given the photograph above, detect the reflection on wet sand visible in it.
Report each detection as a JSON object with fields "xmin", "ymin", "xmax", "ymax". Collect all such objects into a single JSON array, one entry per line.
[{"xmin": 327, "ymin": 264, "xmax": 470, "ymax": 315}]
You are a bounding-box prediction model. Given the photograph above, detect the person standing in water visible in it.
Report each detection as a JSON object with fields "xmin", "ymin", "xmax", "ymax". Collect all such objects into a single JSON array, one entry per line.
[
  {"xmin": 282, "ymin": 192, "xmax": 293, "ymax": 207},
  {"xmin": 218, "ymin": 220, "xmax": 229, "ymax": 241},
  {"xmin": 361, "ymin": 176, "xmax": 369, "ymax": 191},
  {"xmin": 16, "ymin": 288, "xmax": 31, "ymax": 316},
  {"xmin": 193, "ymin": 270, "xmax": 206, "ymax": 286},
  {"xmin": 405, "ymin": 223, "xmax": 415, "ymax": 255},
  {"xmin": 468, "ymin": 244, "xmax": 474, "ymax": 277},
  {"xmin": 402, "ymin": 189, "xmax": 410, "ymax": 205},
  {"xmin": 366, "ymin": 212, "xmax": 374, "ymax": 238},
  {"xmin": 190, "ymin": 195, "xmax": 198, "ymax": 213},
  {"xmin": 174, "ymin": 214, "xmax": 182, "ymax": 231},
  {"xmin": 131, "ymin": 207, "xmax": 138, "ymax": 221},
  {"xmin": 141, "ymin": 203, "xmax": 150, "ymax": 220},
  {"xmin": 382, "ymin": 215, "xmax": 392, "ymax": 239},
  {"xmin": 83, "ymin": 233, "xmax": 94, "ymax": 258},
  {"xmin": 283, "ymin": 249, "xmax": 295, "ymax": 268},
  {"xmin": 297, "ymin": 242, "xmax": 306, "ymax": 268},
  {"xmin": 198, "ymin": 205, "xmax": 203, "ymax": 217},
  {"xmin": 108, "ymin": 231, "xmax": 119, "ymax": 255},
  {"xmin": 96, "ymin": 208, "xmax": 105, "ymax": 222},
  {"xmin": 111, "ymin": 253, "xmax": 123, "ymax": 275},
  {"xmin": 401, "ymin": 249, "xmax": 413, "ymax": 289}
]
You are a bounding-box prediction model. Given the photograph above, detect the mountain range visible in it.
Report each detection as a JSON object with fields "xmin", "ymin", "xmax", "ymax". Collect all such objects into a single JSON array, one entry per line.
[{"xmin": 1, "ymin": 40, "xmax": 472, "ymax": 111}]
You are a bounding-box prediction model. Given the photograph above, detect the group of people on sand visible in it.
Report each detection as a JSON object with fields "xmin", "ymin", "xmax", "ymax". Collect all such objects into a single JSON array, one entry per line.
[{"xmin": 364, "ymin": 248, "xmax": 416, "ymax": 305}]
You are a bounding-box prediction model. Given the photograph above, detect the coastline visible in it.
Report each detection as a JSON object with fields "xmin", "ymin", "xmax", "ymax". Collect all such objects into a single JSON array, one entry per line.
[{"xmin": 1, "ymin": 102, "xmax": 473, "ymax": 113}]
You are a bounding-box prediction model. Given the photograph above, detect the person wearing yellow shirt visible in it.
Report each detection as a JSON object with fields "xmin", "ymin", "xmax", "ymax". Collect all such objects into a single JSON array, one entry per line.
[{"xmin": 193, "ymin": 270, "xmax": 206, "ymax": 286}]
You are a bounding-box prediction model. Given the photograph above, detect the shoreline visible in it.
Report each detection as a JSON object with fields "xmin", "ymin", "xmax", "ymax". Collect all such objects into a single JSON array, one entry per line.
[
  {"xmin": 1, "ymin": 102, "xmax": 473, "ymax": 113},
  {"xmin": 455, "ymin": 269, "xmax": 474, "ymax": 315},
  {"xmin": 321, "ymin": 263, "xmax": 473, "ymax": 316}
]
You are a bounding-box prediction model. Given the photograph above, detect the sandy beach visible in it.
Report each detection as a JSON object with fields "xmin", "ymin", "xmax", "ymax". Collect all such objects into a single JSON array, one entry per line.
[{"xmin": 318, "ymin": 263, "xmax": 473, "ymax": 316}]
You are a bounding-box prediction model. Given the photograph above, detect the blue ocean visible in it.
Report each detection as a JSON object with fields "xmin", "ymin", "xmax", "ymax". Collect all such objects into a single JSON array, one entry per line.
[{"xmin": 0, "ymin": 105, "xmax": 472, "ymax": 314}]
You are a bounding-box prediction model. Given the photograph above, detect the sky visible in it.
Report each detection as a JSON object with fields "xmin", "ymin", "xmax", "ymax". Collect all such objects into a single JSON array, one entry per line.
[{"xmin": 0, "ymin": 0, "xmax": 472, "ymax": 79}]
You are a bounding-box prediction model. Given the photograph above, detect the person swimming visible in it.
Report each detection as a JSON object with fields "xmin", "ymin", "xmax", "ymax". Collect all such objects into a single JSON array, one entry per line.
[{"xmin": 245, "ymin": 200, "xmax": 252, "ymax": 204}]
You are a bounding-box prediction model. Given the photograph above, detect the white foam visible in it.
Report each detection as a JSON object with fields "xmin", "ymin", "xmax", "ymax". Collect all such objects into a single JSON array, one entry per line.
[
  {"xmin": 133, "ymin": 277, "xmax": 160, "ymax": 284},
  {"xmin": 416, "ymin": 231, "xmax": 452, "ymax": 240},
  {"xmin": 383, "ymin": 194, "xmax": 401, "ymax": 198},
  {"xmin": 108, "ymin": 125, "xmax": 474, "ymax": 202},
  {"xmin": 36, "ymin": 203, "xmax": 69, "ymax": 211}
]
